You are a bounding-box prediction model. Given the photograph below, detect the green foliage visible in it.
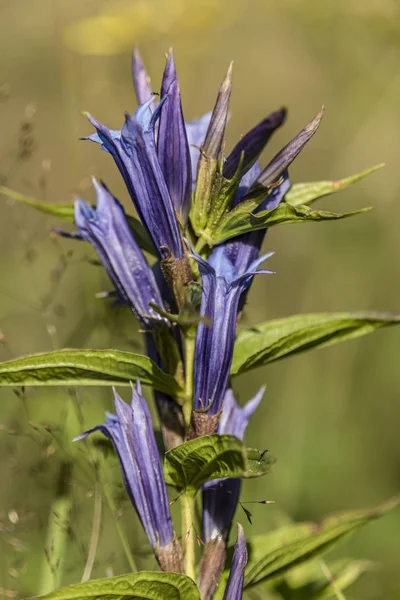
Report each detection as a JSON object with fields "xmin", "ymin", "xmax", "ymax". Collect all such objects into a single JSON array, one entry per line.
[
  {"xmin": 202, "ymin": 201, "xmax": 370, "ymax": 247},
  {"xmin": 164, "ymin": 435, "xmax": 275, "ymax": 491},
  {"xmin": 164, "ymin": 434, "xmax": 245, "ymax": 492},
  {"xmin": 0, "ymin": 349, "xmax": 182, "ymax": 396},
  {"xmin": 285, "ymin": 164, "xmax": 384, "ymax": 207},
  {"xmin": 244, "ymin": 496, "xmax": 400, "ymax": 589},
  {"xmin": 39, "ymin": 571, "xmax": 201, "ymax": 599},
  {"xmin": 244, "ymin": 448, "xmax": 276, "ymax": 478},
  {"xmin": 231, "ymin": 311, "xmax": 400, "ymax": 375},
  {"xmin": 0, "ymin": 185, "xmax": 156, "ymax": 255}
]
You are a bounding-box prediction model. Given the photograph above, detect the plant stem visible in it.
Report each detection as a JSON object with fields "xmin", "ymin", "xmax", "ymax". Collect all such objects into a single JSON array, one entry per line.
[
  {"xmin": 194, "ymin": 235, "xmax": 208, "ymax": 255},
  {"xmin": 81, "ymin": 480, "xmax": 102, "ymax": 582},
  {"xmin": 181, "ymin": 492, "xmax": 196, "ymax": 581},
  {"xmin": 38, "ymin": 462, "xmax": 72, "ymax": 595},
  {"xmin": 100, "ymin": 461, "xmax": 138, "ymax": 573},
  {"xmin": 183, "ymin": 335, "xmax": 196, "ymax": 427}
]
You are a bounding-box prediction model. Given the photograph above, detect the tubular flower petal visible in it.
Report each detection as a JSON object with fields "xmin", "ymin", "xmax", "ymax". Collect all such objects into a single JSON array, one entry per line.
[
  {"xmin": 223, "ymin": 524, "xmax": 248, "ymax": 600},
  {"xmin": 75, "ymin": 384, "xmax": 183, "ymax": 572},
  {"xmin": 192, "ymin": 252, "xmax": 271, "ymax": 419},
  {"xmin": 203, "ymin": 62, "xmax": 233, "ymax": 159},
  {"xmin": 85, "ymin": 97, "xmax": 185, "ymax": 260},
  {"xmin": 73, "ymin": 179, "xmax": 168, "ymax": 330},
  {"xmin": 223, "ymin": 107, "xmax": 287, "ymax": 180},
  {"xmin": 132, "ymin": 46, "xmax": 153, "ymax": 106},
  {"xmin": 158, "ymin": 49, "xmax": 192, "ymax": 224}
]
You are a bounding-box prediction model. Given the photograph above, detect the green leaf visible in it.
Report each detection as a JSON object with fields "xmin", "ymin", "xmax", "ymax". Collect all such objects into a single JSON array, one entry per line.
[
  {"xmin": 231, "ymin": 311, "xmax": 400, "ymax": 376},
  {"xmin": 244, "ymin": 496, "xmax": 400, "ymax": 589},
  {"xmin": 0, "ymin": 185, "xmax": 156, "ymax": 255},
  {"xmin": 39, "ymin": 571, "xmax": 201, "ymax": 599},
  {"xmin": 285, "ymin": 164, "xmax": 384, "ymax": 207},
  {"xmin": 164, "ymin": 436, "xmax": 273, "ymax": 491},
  {"xmin": 243, "ymin": 448, "xmax": 276, "ymax": 478},
  {"xmin": 310, "ymin": 560, "xmax": 372, "ymax": 599},
  {"xmin": 164, "ymin": 434, "xmax": 246, "ymax": 492},
  {"xmin": 0, "ymin": 349, "xmax": 183, "ymax": 396},
  {"xmin": 208, "ymin": 202, "xmax": 370, "ymax": 246}
]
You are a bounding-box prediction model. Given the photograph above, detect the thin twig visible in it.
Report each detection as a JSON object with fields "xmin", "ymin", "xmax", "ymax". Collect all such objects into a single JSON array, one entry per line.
[
  {"xmin": 81, "ymin": 481, "xmax": 102, "ymax": 582},
  {"xmin": 320, "ymin": 560, "xmax": 346, "ymax": 600}
]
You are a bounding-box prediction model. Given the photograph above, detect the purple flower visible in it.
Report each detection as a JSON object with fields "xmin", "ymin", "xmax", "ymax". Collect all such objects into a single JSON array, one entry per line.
[
  {"xmin": 157, "ymin": 49, "xmax": 192, "ymax": 225},
  {"xmin": 185, "ymin": 112, "xmax": 212, "ymax": 187},
  {"xmin": 131, "ymin": 46, "xmax": 153, "ymax": 106},
  {"xmin": 223, "ymin": 107, "xmax": 287, "ymax": 181},
  {"xmin": 202, "ymin": 387, "xmax": 264, "ymax": 543},
  {"xmin": 75, "ymin": 384, "xmax": 183, "ymax": 571},
  {"xmin": 203, "ymin": 63, "xmax": 233, "ymax": 159},
  {"xmin": 73, "ymin": 179, "xmax": 167, "ymax": 330},
  {"xmin": 85, "ymin": 99, "xmax": 185, "ymax": 260},
  {"xmin": 223, "ymin": 524, "xmax": 248, "ymax": 600},
  {"xmin": 192, "ymin": 252, "xmax": 271, "ymax": 419}
]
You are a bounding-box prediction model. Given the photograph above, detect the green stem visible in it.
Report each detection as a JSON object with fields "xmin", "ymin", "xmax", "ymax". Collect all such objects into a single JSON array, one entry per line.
[
  {"xmin": 183, "ymin": 335, "xmax": 196, "ymax": 427},
  {"xmin": 38, "ymin": 462, "xmax": 72, "ymax": 595},
  {"xmin": 100, "ymin": 461, "xmax": 138, "ymax": 573},
  {"xmin": 194, "ymin": 235, "xmax": 208, "ymax": 255},
  {"xmin": 181, "ymin": 492, "xmax": 196, "ymax": 580}
]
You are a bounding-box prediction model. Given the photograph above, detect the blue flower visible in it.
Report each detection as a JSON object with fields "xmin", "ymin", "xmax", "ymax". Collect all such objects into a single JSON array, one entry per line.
[
  {"xmin": 75, "ymin": 384, "xmax": 183, "ymax": 572},
  {"xmin": 157, "ymin": 49, "xmax": 192, "ymax": 225},
  {"xmin": 73, "ymin": 179, "xmax": 168, "ymax": 330},
  {"xmin": 202, "ymin": 387, "xmax": 264, "ymax": 543},
  {"xmin": 223, "ymin": 524, "xmax": 248, "ymax": 600},
  {"xmin": 85, "ymin": 98, "xmax": 185, "ymax": 261},
  {"xmin": 192, "ymin": 251, "xmax": 271, "ymax": 423}
]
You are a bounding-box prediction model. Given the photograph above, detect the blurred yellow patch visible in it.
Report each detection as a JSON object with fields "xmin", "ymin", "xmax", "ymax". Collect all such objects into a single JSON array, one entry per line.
[{"xmin": 63, "ymin": 0, "xmax": 245, "ymax": 55}]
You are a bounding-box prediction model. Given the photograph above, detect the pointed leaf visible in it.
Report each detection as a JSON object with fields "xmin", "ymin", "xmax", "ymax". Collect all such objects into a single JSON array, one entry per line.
[
  {"xmin": 39, "ymin": 571, "xmax": 201, "ymax": 599},
  {"xmin": 0, "ymin": 186, "xmax": 156, "ymax": 255},
  {"xmin": 209, "ymin": 202, "xmax": 370, "ymax": 246},
  {"xmin": 310, "ymin": 559, "xmax": 372, "ymax": 599},
  {"xmin": 243, "ymin": 448, "xmax": 276, "ymax": 478},
  {"xmin": 244, "ymin": 496, "xmax": 400, "ymax": 588},
  {"xmin": 285, "ymin": 164, "xmax": 384, "ymax": 207},
  {"xmin": 164, "ymin": 435, "xmax": 272, "ymax": 491},
  {"xmin": 164, "ymin": 434, "xmax": 245, "ymax": 492},
  {"xmin": 0, "ymin": 349, "xmax": 183, "ymax": 396},
  {"xmin": 231, "ymin": 311, "xmax": 400, "ymax": 376}
]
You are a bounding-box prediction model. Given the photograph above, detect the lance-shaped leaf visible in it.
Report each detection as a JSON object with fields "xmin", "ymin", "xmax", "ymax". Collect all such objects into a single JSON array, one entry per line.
[
  {"xmin": 223, "ymin": 107, "xmax": 287, "ymax": 180},
  {"xmin": 231, "ymin": 311, "xmax": 400, "ymax": 376},
  {"xmin": 207, "ymin": 201, "xmax": 371, "ymax": 247},
  {"xmin": 244, "ymin": 496, "xmax": 400, "ymax": 589},
  {"xmin": 0, "ymin": 185, "xmax": 156, "ymax": 255},
  {"xmin": 285, "ymin": 163, "xmax": 384, "ymax": 207},
  {"xmin": 38, "ymin": 571, "xmax": 201, "ymax": 600},
  {"xmin": 164, "ymin": 435, "xmax": 271, "ymax": 491},
  {"xmin": 0, "ymin": 349, "xmax": 183, "ymax": 396},
  {"xmin": 164, "ymin": 434, "xmax": 245, "ymax": 492},
  {"xmin": 254, "ymin": 107, "xmax": 324, "ymax": 188}
]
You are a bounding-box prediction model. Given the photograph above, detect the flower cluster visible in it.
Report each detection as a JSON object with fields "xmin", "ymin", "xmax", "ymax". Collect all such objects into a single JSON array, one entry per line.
[{"xmin": 71, "ymin": 47, "xmax": 322, "ymax": 597}]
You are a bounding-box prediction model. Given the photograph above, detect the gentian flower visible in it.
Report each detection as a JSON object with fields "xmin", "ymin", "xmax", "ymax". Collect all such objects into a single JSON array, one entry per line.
[
  {"xmin": 191, "ymin": 250, "xmax": 272, "ymax": 435},
  {"xmin": 85, "ymin": 100, "xmax": 185, "ymax": 261},
  {"xmin": 223, "ymin": 524, "xmax": 248, "ymax": 600},
  {"xmin": 198, "ymin": 388, "xmax": 262, "ymax": 599},
  {"xmin": 71, "ymin": 179, "xmax": 168, "ymax": 330},
  {"xmin": 75, "ymin": 384, "xmax": 183, "ymax": 573},
  {"xmin": 157, "ymin": 48, "xmax": 192, "ymax": 225}
]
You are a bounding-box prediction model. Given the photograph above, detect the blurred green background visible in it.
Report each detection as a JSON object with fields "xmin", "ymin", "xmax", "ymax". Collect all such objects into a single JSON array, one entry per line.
[{"xmin": 1, "ymin": 0, "xmax": 400, "ymax": 597}]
